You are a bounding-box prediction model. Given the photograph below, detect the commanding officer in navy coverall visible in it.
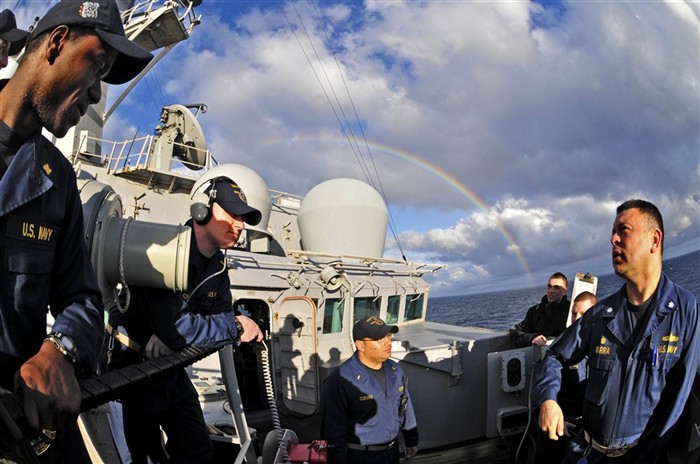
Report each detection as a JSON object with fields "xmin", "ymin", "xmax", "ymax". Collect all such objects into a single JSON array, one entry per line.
[
  {"xmin": 320, "ymin": 316, "xmax": 419, "ymax": 464},
  {"xmin": 534, "ymin": 199, "xmax": 700, "ymax": 464},
  {"xmin": 109, "ymin": 177, "xmax": 264, "ymax": 463},
  {"xmin": 0, "ymin": 0, "xmax": 152, "ymax": 461}
]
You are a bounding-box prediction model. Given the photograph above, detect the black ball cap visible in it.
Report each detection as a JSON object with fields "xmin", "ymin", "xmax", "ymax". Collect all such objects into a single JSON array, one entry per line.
[
  {"xmin": 30, "ymin": 0, "xmax": 153, "ymax": 84},
  {"xmin": 0, "ymin": 9, "xmax": 29, "ymax": 55},
  {"xmin": 206, "ymin": 179, "xmax": 262, "ymax": 226},
  {"xmin": 353, "ymin": 316, "xmax": 399, "ymax": 342}
]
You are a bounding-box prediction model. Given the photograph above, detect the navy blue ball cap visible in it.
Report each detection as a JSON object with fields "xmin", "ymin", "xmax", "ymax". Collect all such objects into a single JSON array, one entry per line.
[
  {"xmin": 30, "ymin": 0, "xmax": 153, "ymax": 84},
  {"xmin": 206, "ymin": 178, "xmax": 262, "ymax": 226},
  {"xmin": 0, "ymin": 9, "xmax": 29, "ymax": 55},
  {"xmin": 353, "ymin": 316, "xmax": 399, "ymax": 342}
]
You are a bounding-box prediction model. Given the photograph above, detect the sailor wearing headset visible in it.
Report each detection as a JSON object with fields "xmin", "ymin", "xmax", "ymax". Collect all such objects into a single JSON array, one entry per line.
[
  {"xmin": 320, "ymin": 316, "xmax": 419, "ymax": 463},
  {"xmin": 108, "ymin": 177, "xmax": 263, "ymax": 464}
]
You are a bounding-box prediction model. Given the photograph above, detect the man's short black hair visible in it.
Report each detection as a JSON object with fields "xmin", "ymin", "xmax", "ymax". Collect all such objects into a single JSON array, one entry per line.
[
  {"xmin": 23, "ymin": 25, "xmax": 95, "ymax": 56},
  {"xmin": 550, "ymin": 272, "xmax": 568, "ymax": 289}
]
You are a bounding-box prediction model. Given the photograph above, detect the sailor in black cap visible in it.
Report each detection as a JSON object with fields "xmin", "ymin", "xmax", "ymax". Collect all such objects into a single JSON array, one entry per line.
[
  {"xmin": 320, "ymin": 316, "xmax": 419, "ymax": 463},
  {"xmin": 108, "ymin": 176, "xmax": 264, "ymax": 463},
  {"xmin": 0, "ymin": 9, "xmax": 29, "ymax": 69},
  {"xmin": 0, "ymin": 1, "xmax": 152, "ymax": 462}
]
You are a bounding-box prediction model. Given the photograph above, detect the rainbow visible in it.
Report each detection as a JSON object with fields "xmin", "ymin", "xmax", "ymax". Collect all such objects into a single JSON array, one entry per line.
[{"xmin": 266, "ymin": 134, "xmax": 536, "ymax": 287}]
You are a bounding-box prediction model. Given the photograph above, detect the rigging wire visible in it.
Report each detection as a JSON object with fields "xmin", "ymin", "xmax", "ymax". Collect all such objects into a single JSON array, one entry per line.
[
  {"xmin": 300, "ymin": 0, "xmax": 407, "ymax": 261},
  {"xmin": 150, "ymin": 69, "xmax": 167, "ymax": 108},
  {"xmin": 282, "ymin": 12, "xmax": 372, "ymax": 184},
  {"xmin": 143, "ymin": 74, "xmax": 163, "ymax": 118},
  {"xmin": 290, "ymin": 2, "xmax": 376, "ymax": 187}
]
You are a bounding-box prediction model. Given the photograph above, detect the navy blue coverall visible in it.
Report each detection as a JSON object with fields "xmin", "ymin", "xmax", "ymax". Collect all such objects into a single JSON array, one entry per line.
[
  {"xmin": 0, "ymin": 124, "xmax": 104, "ymax": 461},
  {"xmin": 534, "ymin": 273, "xmax": 700, "ymax": 463},
  {"xmin": 320, "ymin": 351, "xmax": 419, "ymax": 464},
  {"xmin": 110, "ymin": 218, "xmax": 241, "ymax": 464},
  {"xmin": 533, "ymin": 331, "xmax": 588, "ymax": 464}
]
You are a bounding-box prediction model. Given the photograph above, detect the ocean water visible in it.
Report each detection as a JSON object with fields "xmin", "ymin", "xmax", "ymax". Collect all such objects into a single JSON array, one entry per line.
[{"xmin": 427, "ymin": 249, "xmax": 700, "ymax": 331}]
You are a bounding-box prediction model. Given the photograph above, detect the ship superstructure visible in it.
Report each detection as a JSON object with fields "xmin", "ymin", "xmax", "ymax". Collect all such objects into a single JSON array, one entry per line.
[{"xmin": 24, "ymin": 1, "xmax": 697, "ymax": 463}]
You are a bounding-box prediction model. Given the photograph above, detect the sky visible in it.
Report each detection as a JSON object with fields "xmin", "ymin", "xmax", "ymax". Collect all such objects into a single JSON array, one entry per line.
[{"xmin": 7, "ymin": 0, "xmax": 700, "ymax": 296}]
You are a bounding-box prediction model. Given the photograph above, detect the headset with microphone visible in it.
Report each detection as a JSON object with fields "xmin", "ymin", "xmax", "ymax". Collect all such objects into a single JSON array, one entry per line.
[{"xmin": 190, "ymin": 176, "xmax": 233, "ymax": 225}]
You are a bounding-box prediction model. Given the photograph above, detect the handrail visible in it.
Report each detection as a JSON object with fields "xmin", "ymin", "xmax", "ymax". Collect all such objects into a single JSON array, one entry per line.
[
  {"xmin": 226, "ymin": 253, "xmax": 444, "ymax": 280},
  {"xmin": 72, "ymin": 133, "xmax": 209, "ymax": 176},
  {"xmin": 287, "ymin": 248, "xmax": 446, "ymax": 269},
  {"xmin": 218, "ymin": 345, "xmax": 258, "ymax": 464}
]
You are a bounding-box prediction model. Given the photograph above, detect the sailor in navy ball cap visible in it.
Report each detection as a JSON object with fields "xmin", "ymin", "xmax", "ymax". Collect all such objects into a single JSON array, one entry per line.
[
  {"xmin": 322, "ymin": 316, "xmax": 418, "ymax": 463},
  {"xmin": 0, "ymin": 9, "xmax": 29, "ymax": 54},
  {"xmin": 205, "ymin": 178, "xmax": 262, "ymax": 226},
  {"xmin": 0, "ymin": 9, "xmax": 29, "ymax": 68},
  {"xmin": 30, "ymin": 0, "xmax": 153, "ymax": 84},
  {"xmin": 109, "ymin": 174, "xmax": 264, "ymax": 462},
  {"xmin": 0, "ymin": 1, "xmax": 153, "ymax": 462}
]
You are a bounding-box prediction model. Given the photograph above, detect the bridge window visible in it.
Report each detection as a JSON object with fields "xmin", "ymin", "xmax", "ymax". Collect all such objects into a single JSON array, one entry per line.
[
  {"xmin": 354, "ymin": 297, "xmax": 381, "ymax": 324},
  {"xmin": 322, "ymin": 298, "xmax": 344, "ymax": 334},
  {"xmin": 386, "ymin": 295, "xmax": 400, "ymax": 324},
  {"xmin": 404, "ymin": 294, "xmax": 424, "ymax": 321}
]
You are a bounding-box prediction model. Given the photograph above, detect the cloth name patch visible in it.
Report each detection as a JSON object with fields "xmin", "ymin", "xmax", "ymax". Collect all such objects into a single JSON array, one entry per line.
[{"xmin": 7, "ymin": 216, "xmax": 57, "ymax": 244}]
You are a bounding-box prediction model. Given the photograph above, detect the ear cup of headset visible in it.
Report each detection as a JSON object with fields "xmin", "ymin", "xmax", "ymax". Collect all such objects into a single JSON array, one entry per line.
[
  {"xmin": 190, "ymin": 191, "xmax": 212, "ymax": 225},
  {"xmin": 190, "ymin": 176, "xmax": 235, "ymax": 225}
]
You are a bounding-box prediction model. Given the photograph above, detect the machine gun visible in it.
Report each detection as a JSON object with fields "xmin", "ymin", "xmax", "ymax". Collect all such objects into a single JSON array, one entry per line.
[{"xmin": 0, "ymin": 345, "xmax": 218, "ymax": 462}]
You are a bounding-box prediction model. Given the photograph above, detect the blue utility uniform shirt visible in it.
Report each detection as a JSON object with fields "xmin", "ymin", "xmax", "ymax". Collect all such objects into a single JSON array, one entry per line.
[
  {"xmin": 109, "ymin": 220, "xmax": 241, "ymax": 463},
  {"xmin": 533, "ymin": 319, "xmax": 588, "ymax": 421},
  {"xmin": 320, "ymin": 351, "xmax": 418, "ymax": 464},
  {"xmin": 109, "ymin": 218, "xmax": 239, "ymax": 365},
  {"xmin": 0, "ymin": 129, "xmax": 104, "ymax": 388},
  {"xmin": 534, "ymin": 273, "xmax": 700, "ymax": 450},
  {"xmin": 551, "ymin": 354, "xmax": 587, "ymax": 420}
]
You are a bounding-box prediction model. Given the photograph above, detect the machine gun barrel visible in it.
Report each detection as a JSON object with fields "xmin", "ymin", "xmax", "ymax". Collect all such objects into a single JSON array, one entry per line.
[
  {"xmin": 80, "ymin": 345, "xmax": 218, "ymax": 410},
  {"xmin": 0, "ymin": 345, "xmax": 219, "ymax": 457}
]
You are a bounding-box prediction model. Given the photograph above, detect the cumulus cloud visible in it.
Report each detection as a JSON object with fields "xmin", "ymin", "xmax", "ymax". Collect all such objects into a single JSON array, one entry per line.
[{"xmin": 12, "ymin": 0, "xmax": 698, "ymax": 295}]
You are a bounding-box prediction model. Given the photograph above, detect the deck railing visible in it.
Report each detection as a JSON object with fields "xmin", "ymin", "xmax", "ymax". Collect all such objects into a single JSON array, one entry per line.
[{"xmin": 73, "ymin": 132, "xmax": 211, "ymax": 178}]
